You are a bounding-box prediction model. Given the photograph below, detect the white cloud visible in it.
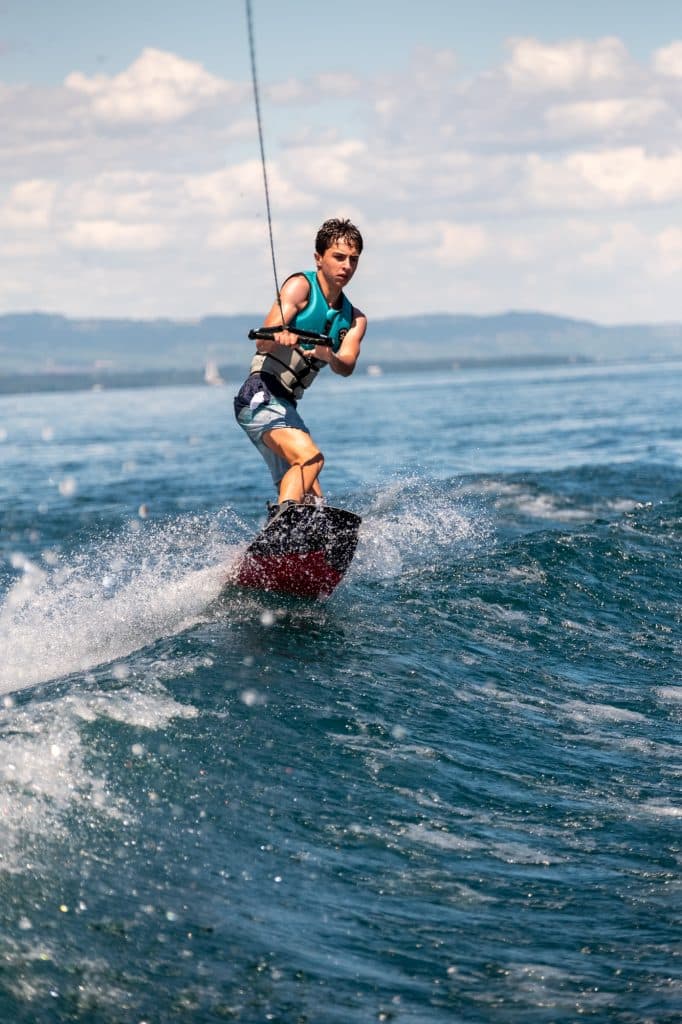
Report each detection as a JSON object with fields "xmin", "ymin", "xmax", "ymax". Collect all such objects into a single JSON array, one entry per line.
[
  {"xmin": 184, "ymin": 164, "xmax": 266, "ymax": 216},
  {"xmin": 525, "ymin": 147, "xmax": 682, "ymax": 208},
  {"xmin": 0, "ymin": 179, "xmax": 56, "ymax": 229},
  {"xmin": 573, "ymin": 148, "xmax": 682, "ymax": 204},
  {"xmin": 370, "ymin": 219, "xmax": 438, "ymax": 246},
  {"xmin": 363, "ymin": 217, "xmax": 487, "ymax": 267},
  {"xmin": 281, "ymin": 140, "xmax": 367, "ymax": 193},
  {"xmin": 64, "ymin": 171, "xmax": 168, "ymax": 223},
  {"xmin": 1, "ymin": 38, "xmax": 682, "ymax": 322},
  {"xmin": 206, "ymin": 217, "xmax": 279, "ymax": 250},
  {"xmin": 580, "ymin": 221, "xmax": 645, "ymax": 268},
  {"xmin": 265, "ymin": 77, "xmax": 306, "ymax": 104},
  {"xmin": 505, "ymin": 37, "xmax": 630, "ymax": 91},
  {"xmin": 656, "ymin": 227, "xmax": 682, "ymax": 272},
  {"xmin": 65, "ymin": 48, "xmax": 240, "ymax": 124},
  {"xmin": 265, "ymin": 71, "xmax": 363, "ymax": 105},
  {"xmin": 545, "ymin": 98, "xmax": 668, "ymax": 136},
  {"xmin": 653, "ymin": 41, "xmax": 682, "ymax": 78},
  {"xmin": 315, "ymin": 72, "xmax": 362, "ymax": 97},
  {"xmin": 64, "ymin": 219, "xmax": 171, "ymax": 251},
  {"xmin": 185, "ymin": 162, "xmax": 313, "ymax": 217},
  {"xmin": 433, "ymin": 222, "xmax": 488, "ymax": 265}
]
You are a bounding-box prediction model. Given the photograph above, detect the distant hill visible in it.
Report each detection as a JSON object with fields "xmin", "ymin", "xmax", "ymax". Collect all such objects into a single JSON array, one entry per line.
[
  {"xmin": 369, "ymin": 312, "xmax": 682, "ymax": 364},
  {"xmin": 0, "ymin": 313, "xmax": 255, "ymax": 374},
  {"xmin": 1, "ymin": 311, "xmax": 680, "ymax": 379}
]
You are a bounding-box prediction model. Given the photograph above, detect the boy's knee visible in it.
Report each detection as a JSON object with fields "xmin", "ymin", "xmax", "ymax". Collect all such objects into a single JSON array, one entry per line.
[{"xmin": 296, "ymin": 445, "xmax": 323, "ymax": 470}]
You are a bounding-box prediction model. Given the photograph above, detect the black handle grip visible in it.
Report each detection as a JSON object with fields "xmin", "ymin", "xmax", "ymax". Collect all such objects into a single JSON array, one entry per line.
[{"xmin": 248, "ymin": 326, "xmax": 333, "ymax": 347}]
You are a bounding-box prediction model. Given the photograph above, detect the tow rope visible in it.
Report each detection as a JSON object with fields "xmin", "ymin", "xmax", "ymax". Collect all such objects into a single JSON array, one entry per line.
[{"xmin": 244, "ymin": 0, "xmax": 285, "ymax": 325}]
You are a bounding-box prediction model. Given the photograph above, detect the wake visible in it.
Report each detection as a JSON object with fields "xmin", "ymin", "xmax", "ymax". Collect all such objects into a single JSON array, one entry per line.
[
  {"xmin": 0, "ymin": 512, "xmax": 242, "ymax": 695},
  {"xmin": 352, "ymin": 475, "xmax": 490, "ymax": 581},
  {"xmin": 0, "ymin": 480, "xmax": 488, "ymax": 694}
]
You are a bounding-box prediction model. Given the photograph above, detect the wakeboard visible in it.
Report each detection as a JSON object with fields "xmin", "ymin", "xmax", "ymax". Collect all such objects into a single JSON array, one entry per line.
[{"xmin": 234, "ymin": 503, "xmax": 361, "ymax": 599}]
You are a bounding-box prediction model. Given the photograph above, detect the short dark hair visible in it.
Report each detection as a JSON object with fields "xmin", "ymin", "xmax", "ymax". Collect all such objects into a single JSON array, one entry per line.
[{"xmin": 315, "ymin": 218, "xmax": 363, "ymax": 255}]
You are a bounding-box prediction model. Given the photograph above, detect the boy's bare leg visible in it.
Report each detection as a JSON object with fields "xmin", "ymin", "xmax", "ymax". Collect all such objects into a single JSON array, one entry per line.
[{"xmin": 263, "ymin": 428, "xmax": 324, "ymax": 503}]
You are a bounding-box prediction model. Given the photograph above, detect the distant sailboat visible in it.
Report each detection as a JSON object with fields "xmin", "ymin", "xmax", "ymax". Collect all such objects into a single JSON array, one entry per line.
[
  {"xmin": 366, "ymin": 364, "xmax": 383, "ymax": 377},
  {"xmin": 204, "ymin": 359, "xmax": 225, "ymax": 386}
]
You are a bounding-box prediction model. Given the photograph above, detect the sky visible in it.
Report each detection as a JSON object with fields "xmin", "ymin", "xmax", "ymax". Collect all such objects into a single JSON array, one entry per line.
[{"xmin": 1, "ymin": 0, "xmax": 681, "ymax": 324}]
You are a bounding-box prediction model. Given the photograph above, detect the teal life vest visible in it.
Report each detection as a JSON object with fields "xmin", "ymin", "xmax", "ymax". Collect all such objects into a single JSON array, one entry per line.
[
  {"xmin": 290, "ymin": 271, "xmax": 354, "ymax": 354},
  {"xmin": 249, "ymin": 271, "xmax": 354, "ymax": 400}
]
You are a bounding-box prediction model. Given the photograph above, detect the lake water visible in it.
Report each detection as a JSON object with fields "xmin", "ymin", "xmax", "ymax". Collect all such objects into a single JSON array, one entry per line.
[{"xmin": 1, "ymin": 359, "xmax": 680, "ymax": 1022}]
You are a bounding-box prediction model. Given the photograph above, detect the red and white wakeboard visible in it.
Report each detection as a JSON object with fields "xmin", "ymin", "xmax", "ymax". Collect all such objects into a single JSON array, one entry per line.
[{"xmin": 234, "ymin": 503, "xmax": 361, "ymax": 599}]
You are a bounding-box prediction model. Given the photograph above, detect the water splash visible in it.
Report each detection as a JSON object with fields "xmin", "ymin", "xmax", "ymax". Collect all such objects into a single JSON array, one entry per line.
[
  {"xmin": 352, "ymin": 475, "xmax": 490, "ymax": 580},
  {"xmin": 0, "ymin": 511, "xmax": 243, "ymax": 694},
  {"xmin": 0, "ymin": 482, "xmax": 488, "ymax": 692},
  {"xmin": 0, "ymin": 682, "xmax": 199, "ymax": 874}
]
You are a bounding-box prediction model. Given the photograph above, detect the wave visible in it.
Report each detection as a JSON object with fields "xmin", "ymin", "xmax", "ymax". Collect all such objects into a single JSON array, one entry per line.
[
  {"xmin": 0, "ymin": 512, "xmax": 242, "ymax": 694},
  {"xmin": 2, "ymin": 468, "xmax": 677, "ymax": 698}
]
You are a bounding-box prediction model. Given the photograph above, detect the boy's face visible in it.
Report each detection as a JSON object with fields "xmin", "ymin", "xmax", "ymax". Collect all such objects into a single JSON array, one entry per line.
[{"xmin": 315, "ymin": 236, "xmax": 360, "ymax": 290}]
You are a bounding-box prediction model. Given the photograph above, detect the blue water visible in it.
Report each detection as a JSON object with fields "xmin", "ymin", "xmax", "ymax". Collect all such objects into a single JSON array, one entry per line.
[{"xmin": 1, "ymin": 360, "xmax": 680, "ymax": 1023}]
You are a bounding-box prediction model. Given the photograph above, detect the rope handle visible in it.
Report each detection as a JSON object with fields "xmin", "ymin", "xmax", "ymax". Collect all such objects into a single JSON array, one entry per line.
[{"xmin": 248, "ymin": 326, "xmax": 334, "ymax": 347}]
